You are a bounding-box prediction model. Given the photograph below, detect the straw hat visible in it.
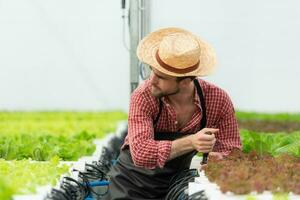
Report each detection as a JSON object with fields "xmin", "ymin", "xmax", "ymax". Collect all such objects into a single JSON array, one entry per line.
[{"xmin": 137, "ymin": 27, "xmax": 217, "ymax": 77}]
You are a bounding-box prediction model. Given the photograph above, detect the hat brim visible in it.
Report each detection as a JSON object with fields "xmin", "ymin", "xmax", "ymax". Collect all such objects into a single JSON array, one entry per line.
[{"xmin": 137, "ymin": 27, "xmax": 217, "ymax": 77}]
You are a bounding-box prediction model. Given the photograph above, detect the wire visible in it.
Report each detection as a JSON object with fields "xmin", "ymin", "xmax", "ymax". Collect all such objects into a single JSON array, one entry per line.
[
  {"xmin": 165, "ymin": 169, "xmax": 208, "ymax": 200},
  {"xmin": 46, "ymin": 132, "xmax": 126, "ymax": 199},
  {"xmin": 188, "ymin": 190, "xmax": 208, "ymax": 200},
  {"xmin": 45, "ymin": 176, "xmax": 90, "ymax": 200},
  {"xmin": 78, "ymin": 170, "xmax": 109, "ymax": 198}
]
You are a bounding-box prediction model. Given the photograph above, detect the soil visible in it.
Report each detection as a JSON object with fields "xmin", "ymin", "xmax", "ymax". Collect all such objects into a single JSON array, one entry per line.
[
  {"xmin": 205, "ymin": 148, "xmax": 300, "ymax": 195},
  {"xmin": 238, "ymin": 120, "xmax": 300, "ymax": 133}
]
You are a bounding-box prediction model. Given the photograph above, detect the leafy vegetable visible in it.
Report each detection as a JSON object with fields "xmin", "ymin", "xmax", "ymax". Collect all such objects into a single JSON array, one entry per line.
[
  {"xmin": 0, "ymin": 131, "xmax": 96, "ymax": 161},
  {"xmin": 241, "ymin": 129, "xmax": 300, "ymax": 157},
  {"xmin": 0, "ymin": 111, "xmax": 127, "ymax": 137},
  {"xmin": 0, "ymin": 157, "xmax": 69, "ymax": 198},
  {"xmin": 0, "ymin": 176, "xmax": 15, "ymax": 200},
  {"xmin": 205, "ymin": 149, "xmax": 300, "ymax": 195}
]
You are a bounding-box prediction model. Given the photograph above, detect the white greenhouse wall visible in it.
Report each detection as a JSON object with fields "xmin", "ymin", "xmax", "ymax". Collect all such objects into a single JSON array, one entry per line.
[
  {"xmin": 151, "ymin": 0, "xmax": 300, "ymax": 112},
  {"xmin": 0, "ymin": 0, "xmax": 299, "ymax": 112},
  {"xmin": 0, "ymin": 0, "xmax": 130, "ymax": 111}
]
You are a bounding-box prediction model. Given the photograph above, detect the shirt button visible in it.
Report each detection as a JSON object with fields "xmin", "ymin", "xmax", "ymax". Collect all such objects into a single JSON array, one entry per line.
[{"xmin": 175, "ymin": 121, "xmax": 178, "ymax": 124}]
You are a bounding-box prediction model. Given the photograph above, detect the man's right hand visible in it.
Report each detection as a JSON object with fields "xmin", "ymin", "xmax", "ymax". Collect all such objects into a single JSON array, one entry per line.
[
  {"xmin": 189, "ymin": 128, "xmax": 218, "ymax": 153},
  {"xmin": 168, "ymin": 128, "xmax": 218, "ymax": 161}
]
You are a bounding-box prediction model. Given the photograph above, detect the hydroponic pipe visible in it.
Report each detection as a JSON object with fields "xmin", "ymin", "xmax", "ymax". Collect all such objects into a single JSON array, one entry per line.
[{"xmin": 86, "ymin": 180, "xmax": 109, "ymax": 187}]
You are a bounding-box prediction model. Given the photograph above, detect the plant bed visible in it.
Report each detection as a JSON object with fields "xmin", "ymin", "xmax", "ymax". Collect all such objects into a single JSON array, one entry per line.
[
  {"xmin": 238, "ymin": 120, "xmax": 300, "ymax": 133},
  {"xmin": 0, "ymin": 157, "xmax": 70, "ymax": 200},
  {"xmin": 205, "ymin": 148, "xmax": 300, "ymax": 195},
  {"xmin": 236, "ymin": 111, "xmax": 300, "ymax": 133},
  {"xmin": 0, "ymin": 131, "xmax": 96, "ymax": 161},
  {"xmin": 236, "ymin": 112, "xmax": 300, "ymax": 122},
  {"xmin": 0, "ymin": 111, "xmax": 127, "ymax": 161},
  {"xmin": 0, "ymin": 111, "xmax": 127, "ymax": 199}
]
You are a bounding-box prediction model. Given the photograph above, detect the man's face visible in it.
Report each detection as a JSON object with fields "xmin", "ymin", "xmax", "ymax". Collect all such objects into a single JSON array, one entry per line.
[{"xmin": 149, "ymin": 68, "xmax": 180, "ymax": 98}]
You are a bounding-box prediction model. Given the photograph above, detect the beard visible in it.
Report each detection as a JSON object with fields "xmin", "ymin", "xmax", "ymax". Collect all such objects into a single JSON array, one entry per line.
[{"xmin": 151, "ymin": 85, "xmax": 180, "ymax": 98}]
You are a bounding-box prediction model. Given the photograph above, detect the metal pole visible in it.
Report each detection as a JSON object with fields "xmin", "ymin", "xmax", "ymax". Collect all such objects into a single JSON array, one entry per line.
[
  {"xmin": 139, "ymin": 0, "xmax": 151, "ymax": 81},
  {"xmin": 129, "ymin": 0, "xmax": 150, "ymax": 93}
]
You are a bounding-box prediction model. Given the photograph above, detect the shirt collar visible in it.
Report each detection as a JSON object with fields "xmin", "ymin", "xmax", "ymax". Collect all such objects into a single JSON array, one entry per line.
[{"xmin": 160, "ymin": 85, "xmax": 202, "ymax": 109}]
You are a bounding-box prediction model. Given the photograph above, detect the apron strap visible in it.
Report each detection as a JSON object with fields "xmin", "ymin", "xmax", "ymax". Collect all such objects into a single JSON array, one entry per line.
[
  {"xmin": 193, "ymin": 79, "xmax": 207, "ymax": 128},
  {"xmin": 154, "ymin": 131, "xmax": 190, "ymax": 141}
]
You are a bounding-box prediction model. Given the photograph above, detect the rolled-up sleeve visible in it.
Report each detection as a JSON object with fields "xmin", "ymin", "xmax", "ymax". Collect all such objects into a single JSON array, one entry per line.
[
  {"xmin": 128, "ymin": 93, "xmax": 172, "ymax": 169},
  {"xmin": 213, "ymin": 92, "xmax": 242, "ymax": 155}
]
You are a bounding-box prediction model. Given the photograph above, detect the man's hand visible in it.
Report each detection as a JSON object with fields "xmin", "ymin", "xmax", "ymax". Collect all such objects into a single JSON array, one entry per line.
[
  {"xmin": 168, "ymin": 128, "xmax": 218, "ymax": 161},
  {"xmin": 188, "ymin": 128, "xmax": 218, "ymax": 153}
]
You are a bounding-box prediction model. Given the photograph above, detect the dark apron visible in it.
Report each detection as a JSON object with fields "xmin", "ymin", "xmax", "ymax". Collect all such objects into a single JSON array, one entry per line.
[{"xmin": 103, "ymin": 80, "xmax": 206, "ymax": 200}]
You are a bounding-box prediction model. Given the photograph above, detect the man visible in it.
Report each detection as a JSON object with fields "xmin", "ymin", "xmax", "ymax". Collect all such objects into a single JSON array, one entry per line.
[{"xmin": 104, "ymin": 27, "xmax": 241, "ymax": 200}]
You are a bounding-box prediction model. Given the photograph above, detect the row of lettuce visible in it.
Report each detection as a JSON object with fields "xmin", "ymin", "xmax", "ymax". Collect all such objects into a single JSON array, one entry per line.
[
  {"xmin": 0, "ymin": 111, "xmax": 299, "ymax": 199},
  {"xmin": 0, "ymin": 157, "xmax": 69, "ymax": 200},
  {"xmin": 0, "ymin": 112, "xmax": 128, "ymax": 161},
  {"xmin": 1, "ymin": 111, "xmax": 299, "ymax": 161},
  {"xmin": 238, "ymin": 111, "xmax": 300, "ymax": 157},
  {"xmin": 0, "ymin": 112, "xmax": 127, "ymax": 200}
]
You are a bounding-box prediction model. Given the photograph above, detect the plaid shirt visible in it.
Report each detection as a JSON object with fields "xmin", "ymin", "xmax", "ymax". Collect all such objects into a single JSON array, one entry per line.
[{"xmin": 122, "ymin": 78, "xmax": 241, "ymax": 169}]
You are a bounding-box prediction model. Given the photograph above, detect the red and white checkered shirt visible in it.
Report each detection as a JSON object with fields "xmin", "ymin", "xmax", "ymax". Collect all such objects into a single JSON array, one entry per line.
[{"xmin": 122, "ymin": 78, "xmax": 241, "ymax": 169}]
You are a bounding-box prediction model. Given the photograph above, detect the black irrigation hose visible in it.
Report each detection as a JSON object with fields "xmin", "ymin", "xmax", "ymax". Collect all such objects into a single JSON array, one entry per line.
[
  {"xmin": 75, "ymin": 164, "xmax": 105, "ymax": 181},
  {"xmin": 46, "ymin": 189, "xmax": 66, "ymax": 200},
  {"xmin": 188, "ymin": 190, "xmax": 208, "ymax": 200},
  {"xmin": 85, "ymin": 163, "xmax": 106, "ymax": 179},
  {"xmin": 171, "ymin": 184, "xmax": 189, "ymax": 200},
  {"xmin": 45, "ymin": 176, "xmax": 90, "ymax": 200},
  {"xmin": 45, "ymin": 134, "xmax": 125, "ymax": 200},
  {"xmin": 95, "ymin": 160, "xmax": 111, "ymax": 174},
  {"xmin": 168, "ymin": 169, "xmax": 198, "ymax": 191},
  {"xmin": 47, "ymin": 188, "xmax": 73, "ymax": 200},
  {"xmin": 165, "ymin": 178, "xmax": 193, "ymax": 200},
  {"xmin": 62, "ymin": 176, "xmax": 89, "ymax": 199},
  {"xmin": 66, "ymin": 176, "xmax": 87, "ymax": 192},
  {"xmin": 165, "ymin": 169, "xmax": 208, "ymax": 200},
  {"xmin": 46, "ymin": 159, "xmax": 109, "ymax": 200},
  {"xmin": 78, "ymin": 171, "xmax": 109, "ymax": 199},
  {"xmin": 97, "ymin": 147, "xmax": 114, "ymax": 173}
]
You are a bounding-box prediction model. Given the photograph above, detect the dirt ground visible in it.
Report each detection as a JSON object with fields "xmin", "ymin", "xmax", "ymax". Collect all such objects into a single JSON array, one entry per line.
[{"xmin": 238, "ymin": 120, "xmax": 300, "ymax": 133}]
